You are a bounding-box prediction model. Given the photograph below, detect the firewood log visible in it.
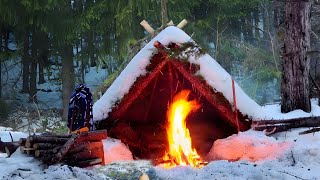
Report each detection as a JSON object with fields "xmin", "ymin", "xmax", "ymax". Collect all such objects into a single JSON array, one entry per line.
[
  {"xmin": 33, "ymin": 143, "xmax": 61, "ymax": 150},
  {"xmin": 25, "ymin": 138, "xmax": 32, "ymax": 148},
  {"xmin": 41, "ymin": 133, "xmax": 72, "ymax": 138},
  {"xmin": 54, "ymin": 130, "xmax": 107, "ymax": 163},
  {"xmin": 35, "ymin": 149, "xmax": 55, "ymax": 157},
  {"xmin": 19, "ymin": 138, "xmax": 26, "ymax": 146},
  {"xmin": 29, "ymin": 136, "xmax": 69, "ymax": 144},
  {"xmin": 67, "ymin": 141, "xmax": 103, "ymax": 154},
  {"xmin": 70, "ymin": 146, "xmax": 104, "ymax": 160},
  {"xmin": 52, "ymin": 146, "xmax": 61, "ymax": 154},
  {"xmin": 1, "ymin": 142, "xmax": 19, "ymax": 157},
  {"xmin": 39, "ymin": 155, "xmax": 55, "ymax": 164},
  {"xmin": 76, "ymin": 158, "xmax": 102, "ymax": 167}
]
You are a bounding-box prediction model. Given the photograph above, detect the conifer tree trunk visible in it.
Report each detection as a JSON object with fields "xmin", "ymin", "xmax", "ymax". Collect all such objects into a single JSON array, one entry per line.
[
  {"xmin": 22, "ymin": 31, "xmax": 30, "ymax": 93},
  {"xmin": 38, "ymin": 35, "xmax": 49, "ymax": 84},
  {"xmin": 281, "ymin": 0, "xmax": 311, "ymax": 113},
  {"xmin": 88, "ymin": 32, "xmax": 96, "ymax": 67},
  {"xmin": 4, "ymin": 28, "xmax": 9, "ymax": 51},
  {"xmin": 0, "ymin": 27, "xmax": 2, "ymax": 98},
  {"xmin": 38, "ymin": 63, "xmax": 45, "ymax": 84},
  {"xmin": 161, "ymin": 0, "xmax": 168, "ymax": 27},
  {"xmin": 62, "ymin": 44, "xmax": 75, "ymax": 121},
  {"xmin": 29, "ymin": 32, "xmax": 37, "ymax": 103}
]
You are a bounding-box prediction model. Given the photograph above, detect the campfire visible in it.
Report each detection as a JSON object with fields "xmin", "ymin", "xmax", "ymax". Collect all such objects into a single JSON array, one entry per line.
[{"xmin": 161, "ymin": 90, "xmax": 204, "ymax": 168}]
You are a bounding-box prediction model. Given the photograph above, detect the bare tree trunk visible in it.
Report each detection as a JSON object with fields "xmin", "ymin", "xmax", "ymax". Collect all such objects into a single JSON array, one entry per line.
[
  {"xmin": 161, "ymin": 0, "xmax": 168, "ymax": 27},
  {"xmin": 62, "ymin": 44, "xmax": 75, "ymax": 121},
  {"xmin": 22, "ymin": 31, "xmax": 30, "ymax": 93},
  {"xmin": 29, "ymin": 31, "xmax": 37, "ymax": 103},
  {"xmin": 4, "ymin": 28, "xmax": 9, "ymax": 51},
  {"xmin": 88, "ymin": 32, "xmax": 96, "ymax": 67},
  {"xmin": 0, "ymin": 27, "xmax": 2, "ymax": 98},
  {"xmin": 281, "ymin": 0, "xmax": 311, "ymax": 113},
  {"xmin": 38, "ymin": 63, "xmax": 45, "ymax": 84},
  {"xmin": 38, "ymin": 34, "xmax": 48, "ymax": 84}
]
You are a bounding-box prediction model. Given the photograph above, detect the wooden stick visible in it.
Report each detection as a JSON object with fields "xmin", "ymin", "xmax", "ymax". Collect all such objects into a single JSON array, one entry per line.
[
  {"xmin": 140, "ymin": 20, "xmax": 155, "ymax": 34},
  {"xmin": 232, "ymin": 78, "xmax": 240, "ymax": 132},
  {"xmin": 77, "ymin": 158, "xmax": 102, "ymax": 167},
  {"xmin": 177, "ymin": 19, "xmax": 188, "ymax": 29}
]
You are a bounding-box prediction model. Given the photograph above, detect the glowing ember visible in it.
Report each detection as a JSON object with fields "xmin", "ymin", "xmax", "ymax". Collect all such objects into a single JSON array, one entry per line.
[{"xmin": 161, "ymin": 90, "xmax": 204, "ymax": 168}]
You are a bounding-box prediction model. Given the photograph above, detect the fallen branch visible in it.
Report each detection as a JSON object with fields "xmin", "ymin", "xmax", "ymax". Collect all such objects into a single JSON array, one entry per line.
[
  {"xmin": 253, "ymin": 116, "xmax": 320, "ymax": 134},
  {"xmin": 298, "ymin": 127, "xmax": 320, "ymax": 135}
]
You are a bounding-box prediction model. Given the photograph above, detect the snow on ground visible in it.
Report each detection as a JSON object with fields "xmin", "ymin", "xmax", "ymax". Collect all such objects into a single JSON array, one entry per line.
[
  {"xmin": 257, "ymin": 99, "xmax": 320, "ymax": 120},
  {"xmin": 1, "ymin": 124, "xmax": 320, "ymax": 179}
]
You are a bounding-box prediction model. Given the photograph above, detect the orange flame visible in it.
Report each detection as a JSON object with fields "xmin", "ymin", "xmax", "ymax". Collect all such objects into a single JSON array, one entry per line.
[{"xmin": 161, "ymin": 90, "xmax": 203, "ymax": 168}]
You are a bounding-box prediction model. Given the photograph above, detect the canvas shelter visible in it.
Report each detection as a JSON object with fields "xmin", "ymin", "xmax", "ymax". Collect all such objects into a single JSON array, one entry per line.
[{"xmin": 93, "ymin": 26, "xmax": 262, "ymax": 161}]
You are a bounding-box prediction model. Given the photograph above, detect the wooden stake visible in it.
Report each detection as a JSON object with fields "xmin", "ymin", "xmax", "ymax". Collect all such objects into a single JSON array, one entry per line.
[
  {"xmin": 177, "ymin": 19, "xmax": 188, "ymax": 29},
  {"xmin": 167, "ymin": 20, "xmax": 174, "ymax": 26},
  {"xmin": 140, "ymin": 20, "xmax": 155, "ymax": 34},
  {"xmin": 232, "ymin": 78, "xmax": 240, "ymax": 132}
]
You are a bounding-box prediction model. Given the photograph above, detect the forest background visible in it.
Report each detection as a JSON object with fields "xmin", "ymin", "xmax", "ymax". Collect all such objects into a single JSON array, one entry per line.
[{"xmin": 0, "ymin": 0, "xmax": 320, "ymax": 132}]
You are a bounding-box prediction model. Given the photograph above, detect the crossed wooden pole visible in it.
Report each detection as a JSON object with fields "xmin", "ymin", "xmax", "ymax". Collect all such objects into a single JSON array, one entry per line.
[{"xmin": 140, "ymin": 19, "xmax": 188, "ymax": 34}]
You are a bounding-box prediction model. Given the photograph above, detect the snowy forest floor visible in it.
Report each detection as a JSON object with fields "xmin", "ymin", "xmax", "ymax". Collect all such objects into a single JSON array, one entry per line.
[{"xmin": 1, "ymin": 127, "xmax": 320, "ymax": 180}]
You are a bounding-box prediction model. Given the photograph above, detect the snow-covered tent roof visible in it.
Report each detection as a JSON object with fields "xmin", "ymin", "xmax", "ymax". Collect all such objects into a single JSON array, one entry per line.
[{"xmin": 93, "ymin": 26, "xmax": 262, "ymax": 123}]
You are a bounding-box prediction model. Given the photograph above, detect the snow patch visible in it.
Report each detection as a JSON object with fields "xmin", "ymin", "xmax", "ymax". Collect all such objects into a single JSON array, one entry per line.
[
  {"xmin": 102, "ymin": 138, "xmax": 133, "ymax": 164},
  {"xmin": 207, "ymin": 130, "xmax": 292, "ymax": 162}
]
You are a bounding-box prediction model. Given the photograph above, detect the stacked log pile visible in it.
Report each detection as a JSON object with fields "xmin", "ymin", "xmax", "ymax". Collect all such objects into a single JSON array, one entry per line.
[{"xmin": 19, "ymin": 130, "xmax": 107, "ymax": 167}]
